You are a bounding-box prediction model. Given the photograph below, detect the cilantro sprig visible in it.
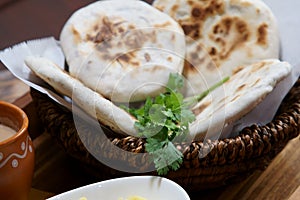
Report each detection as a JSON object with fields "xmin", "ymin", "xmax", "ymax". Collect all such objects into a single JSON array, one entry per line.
[{"xmin": 123, "ymin": 73, "xmax": 229, "ymax": 175}]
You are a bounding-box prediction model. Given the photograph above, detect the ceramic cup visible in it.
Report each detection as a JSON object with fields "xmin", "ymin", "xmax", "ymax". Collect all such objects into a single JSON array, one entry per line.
[{"xmin": 0, "ymin": 101, "xmax": 35, "ymax": 200}]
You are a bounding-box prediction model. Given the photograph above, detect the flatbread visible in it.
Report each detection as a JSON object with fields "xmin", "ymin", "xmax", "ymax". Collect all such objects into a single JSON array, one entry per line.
[
  {"xmin": 24, "ymin": 56, "xmax": 138, "ymax": 136},
  {"xmin": 60, "ymin": 0, "xmax": 186, "ymax": 102},
  {"xmin": 24, "ymin": 58, "xmax": 292, "ymax": 141},
  {"xmin": 188, "ymin": 59, "xmax": 292, "ymax": 140},
  {"xmin": 153, "ymin": 0, "xmax": 280, "ymax": 97}
]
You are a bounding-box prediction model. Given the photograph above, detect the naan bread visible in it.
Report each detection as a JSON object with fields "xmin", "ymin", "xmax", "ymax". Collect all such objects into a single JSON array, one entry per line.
[
  {"xmin": 24, "ymin": 56, "xmax": 137, "ymax": 136},
  {"xmin": 24, "ymin": 58, "xmax": 292, "ymax": 141},
  {"xmin": 153, "ymin": 0, "xmax": 280, "ymax": 97},
  {"xmin": 60, "ymin": 0, "xmax": 186, "ymax": 102},
  {"xmin": 189, "ymin": 59, "xmax": 292, "ymax": 140}
]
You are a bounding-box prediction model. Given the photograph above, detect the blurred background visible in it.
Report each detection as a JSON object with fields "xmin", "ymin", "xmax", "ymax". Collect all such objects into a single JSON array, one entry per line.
[{"xmin": 0, "ymin": 0, "xmax": 95, "ymax": 69}]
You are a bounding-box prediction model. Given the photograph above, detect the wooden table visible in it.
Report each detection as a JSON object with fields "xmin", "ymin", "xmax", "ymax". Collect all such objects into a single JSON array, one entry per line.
[{"xmin": 1, "ymin": 1, "xmax": 299, "ymax": 199}]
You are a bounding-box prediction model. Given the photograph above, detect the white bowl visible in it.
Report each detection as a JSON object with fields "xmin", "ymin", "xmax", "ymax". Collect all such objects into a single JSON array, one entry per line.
[{"xmin": 47, "ymin": 176, "xmax": 190, "ymax": 200}]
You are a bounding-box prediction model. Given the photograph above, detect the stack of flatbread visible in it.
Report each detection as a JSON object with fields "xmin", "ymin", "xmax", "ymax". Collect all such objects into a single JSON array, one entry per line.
[{"xmin": 25, "ymin": 0, "xmax": 293, "ymax": 140}]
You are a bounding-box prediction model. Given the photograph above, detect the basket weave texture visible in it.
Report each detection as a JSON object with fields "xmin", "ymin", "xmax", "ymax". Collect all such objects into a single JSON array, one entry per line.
[{"xmin": 31, "ymin": 78, "xmax": 300, "ymax": 191}]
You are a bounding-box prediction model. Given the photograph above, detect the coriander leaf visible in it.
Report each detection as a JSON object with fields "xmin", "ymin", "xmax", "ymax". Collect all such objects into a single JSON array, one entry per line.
[
  {"xmin": 144, "ymin": 97, "xmax": 153, "ymax": 116},
  {"xmin": 152, "ymin": 127, "xmax": 169, "ymax": 141},
  {"xmin": 145, "ymin": 137, "xmax": 165, "ymax": 152},
  {"xmin": 164, "ymin": 118, "xmax": 178, "ymax": 130},
  {"xmin": 165, "ymin": 91, "xmax": 183, "ymax": 111},
  {"xmin": 166, "ymin": 73, "xmax": 184, "ymax": 92},
  {"xmin": 154, "ymin": 93, "xmax": 165, "ymax": 105},
  {"xmin": 121, "ymin": 73, "xmax": 228, "ymax": 175},
  {"xmin": 146, "ymin": 141, "xmax": 183, "ymax": 176},
  {"xmin": 149, "ymin": 104, "xmax": 166, "ymax": 125},
  {"xmin": 138, "ymin": 123, "xmax": 164, "ymax": 138},
  {"xmin": 162, "ymin": 109, "xmax": 175, "ymax": 119},
  {"xmin": 179, "ymin": 109, "xmax": 196, "ymax": 125}
]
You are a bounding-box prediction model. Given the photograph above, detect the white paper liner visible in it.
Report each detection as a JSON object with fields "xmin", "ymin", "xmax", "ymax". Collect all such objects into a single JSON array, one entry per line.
[{"xmin": 0, "ymin": 37, "xmax": 72, "ymax": 111}]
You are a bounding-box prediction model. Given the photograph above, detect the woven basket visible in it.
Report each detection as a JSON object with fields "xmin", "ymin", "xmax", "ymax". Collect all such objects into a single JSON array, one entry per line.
[{"xmin": 30, "ymin": 77, "xmax": 300, "ymax": 191}]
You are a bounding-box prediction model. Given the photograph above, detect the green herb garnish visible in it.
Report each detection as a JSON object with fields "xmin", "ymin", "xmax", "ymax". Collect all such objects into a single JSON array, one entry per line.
[{"xmin": 123, "ymin": 73, "xmax": 229, "ymax": 175}]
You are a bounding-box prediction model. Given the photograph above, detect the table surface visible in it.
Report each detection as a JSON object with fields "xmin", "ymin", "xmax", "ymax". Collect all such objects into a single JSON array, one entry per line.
[{"xmin": 1, "ymin": 1, "xmax": 300, "ymax": 200}]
